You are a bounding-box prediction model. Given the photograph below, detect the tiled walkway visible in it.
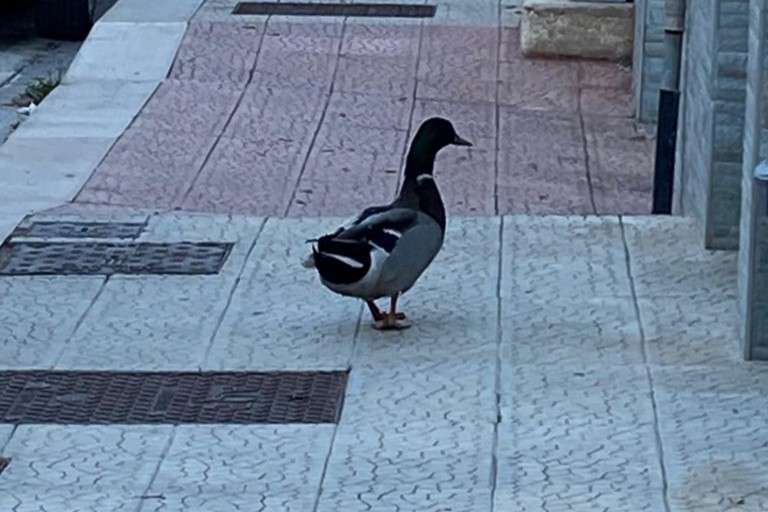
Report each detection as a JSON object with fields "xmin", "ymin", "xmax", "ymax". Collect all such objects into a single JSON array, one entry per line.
[{"xmin": 75, "ymin": 17, "xmax": 652, "ymax": 217}]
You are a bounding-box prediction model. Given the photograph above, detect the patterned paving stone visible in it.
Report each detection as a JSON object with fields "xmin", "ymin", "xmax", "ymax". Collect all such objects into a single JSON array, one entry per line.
[
  {"xmin": 0, "ymin": 276, "xmax": 104, "ymax": 369},
  {"xmin": 141, "ymin": 425, "xmax": 334, "ymax": 512},
  {"xmin": 495, "ymin": 363, "xmax": 665, "ymax": 512},
  {"xmin": 203, "ymin": 217, "xmax": 360, "ymax": 370},
  {"xmin": 0, "ymin": 425, "xmax": 173, "ymax": 512},
  {"xmin": 53, "ymin": 217, "xmax": 263, "ymax": 370},
  {"xmin": 654, "ymin": 364, "xmax": 768, "ymax": 511}
]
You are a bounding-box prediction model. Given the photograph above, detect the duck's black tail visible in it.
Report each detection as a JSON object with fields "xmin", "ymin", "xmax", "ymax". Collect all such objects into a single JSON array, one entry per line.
[{"xmin": 309, "ymin": 234, "xmax": 371, "ymax": 285}]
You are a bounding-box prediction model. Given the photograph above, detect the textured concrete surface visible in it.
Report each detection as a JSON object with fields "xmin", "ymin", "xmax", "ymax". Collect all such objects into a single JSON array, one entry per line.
[
  {"xmin": 520, "ymin": 0, "xmax": 634, "ymax": 61},
  {"xmin": 1, "ymin": 210, "xmax": 762, "ymax": 511},
  {"xmin": 675, "ymin": 0, "xmax": 749, "ymax": 249}
]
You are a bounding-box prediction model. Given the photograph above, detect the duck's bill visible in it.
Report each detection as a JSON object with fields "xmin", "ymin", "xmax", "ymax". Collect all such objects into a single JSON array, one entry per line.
[{"xmin": 453, "ymin": 134, "xmax": 473, "ymax": 146}]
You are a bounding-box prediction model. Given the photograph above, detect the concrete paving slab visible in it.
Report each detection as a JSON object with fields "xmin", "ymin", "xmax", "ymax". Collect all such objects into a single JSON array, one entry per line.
[
  {"xmin": 54, "ymin": 217, "xmax": 263, "ymax": 371},
  {"xmin": 142, "ymin": 425, "xmax": 334, "ymax": 512},
  {"xmin": 101, "ymin": 0, "xmax": 204, "ymax": 23},
  {"xmin": 64, "ymin": 22, "xmax": 187, "ymax": 83},
  {"xmin": 12, "ymin": 80, "xmax": 156, "ymax": 139},
  {"xmin": 496, "ymin": 363, "xmax": 666, "ymax": 511},
  {"xmin": 654, "ymin": 363, "xmax": 768, "ymax": 510},
  {"xmin": 0, "ymin": 276, "xmax": 105, "ymax": 369},
  {"xmin": 0, "ymin": 425, "xmax": 173, "ymax": 511},
  {"xmin": 0, "ymin": 136, "xmax": 115, "ymax": 204},
  {"xmin": 501, "ymin": 215, "xmax": 632, "ymax": 301},
  {"xmin": 204, "ymin": 217, "xmax": 360, "ymax": 370}
]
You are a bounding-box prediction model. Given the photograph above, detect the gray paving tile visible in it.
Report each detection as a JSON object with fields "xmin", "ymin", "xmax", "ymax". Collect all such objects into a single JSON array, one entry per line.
[
  {"xmin": 0, "ymin": 425, "xmax": 172, "ymax": 511},
  {"xmin": 0, "ymin": 276, "xmax": 104, "ymax": 369},
  {"xmin": 142, "ymin": 425, "xmax": 334, "ymax": 512}
]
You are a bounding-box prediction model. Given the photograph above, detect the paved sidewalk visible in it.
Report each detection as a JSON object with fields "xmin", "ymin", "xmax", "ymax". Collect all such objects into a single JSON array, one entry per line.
[
  {"xmin": 0, "ymin": 0, "xmax": 765, "ymax": 510},
  {"xmin": 1, "ymin": 208, "xmax": 760, "ymax": 511},
  {"xmin": 71, "ymin": 1, "xmax": 649, "ymax": 217}
]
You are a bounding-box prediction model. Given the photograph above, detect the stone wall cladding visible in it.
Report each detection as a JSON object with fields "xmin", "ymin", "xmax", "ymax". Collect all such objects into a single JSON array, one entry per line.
[
  {"xmin": 632, "ymin": 0, "xmax": 665, "ymax": 123},
  {"xmin": 738, "ymin": 0, "xmax": 768, "ymax": 359},
  {"xmin": 678, "ymin": 0, "xmax": 748, "ymax": 249}
]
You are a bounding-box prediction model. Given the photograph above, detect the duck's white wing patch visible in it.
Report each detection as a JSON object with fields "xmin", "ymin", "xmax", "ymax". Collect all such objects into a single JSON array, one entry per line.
[{"xmin": 319, "ymin": 252, "xmax": 366, "ymax": 269}]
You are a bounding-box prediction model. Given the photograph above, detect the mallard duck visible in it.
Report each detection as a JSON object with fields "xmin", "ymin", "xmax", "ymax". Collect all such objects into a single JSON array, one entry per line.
[{"xmin": 302, "ymin": 117, "xmax": 472, "ymax": 330}]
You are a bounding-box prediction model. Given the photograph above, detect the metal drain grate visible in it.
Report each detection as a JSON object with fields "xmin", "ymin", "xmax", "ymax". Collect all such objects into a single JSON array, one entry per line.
[
  {"xmin": 0, "ymin": 241, "xmax": 233, "ymax": 276},
  {"xmin": 11, "ymin": 221, "xmax": 145, "ymax": 240},
  {"xmin": 0, "ymin": 458, "xmax": 9, "ymax": 475},
  {"xmin": 0, "ymin": 371, "xmax": 348, "ymax": 425},
  {"xmin": 233, "ymin": 2, "xmax": 436, "ymax": 17}
]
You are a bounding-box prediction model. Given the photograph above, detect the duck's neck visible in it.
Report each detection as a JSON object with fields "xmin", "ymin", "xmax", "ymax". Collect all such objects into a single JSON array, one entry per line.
[
  {"xmin": 396, "ymin": 140, "xmax": 446, "ymax": 231},
  {"xmin": 398, "ymin": 138, "xmax": 437, "ymax": 199}
]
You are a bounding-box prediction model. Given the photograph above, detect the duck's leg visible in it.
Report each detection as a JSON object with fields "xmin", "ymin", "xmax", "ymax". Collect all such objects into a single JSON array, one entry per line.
[
  {"xmin": 372, "ymin": 294, "xmax": 411, "ymax": 330},
  {"xmin": 366, "ymin": 300, "xmax": 406, "ymax": 322}
]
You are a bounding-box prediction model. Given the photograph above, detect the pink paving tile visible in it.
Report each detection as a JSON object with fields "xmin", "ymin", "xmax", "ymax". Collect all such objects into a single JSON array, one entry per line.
[
  {"xmin": 500, "ymin": 58, "xmax": 580, "ymax": 89},
  {"xmin": 251, "ymin": 52, "xmax": 338, "ymax": 90},
  {"xmin": 433, "ymin": 148, "xmax": 496, "ymax": 215},
  {"xmin": 335, "ymin": 54, "xmax": 417, "ymax": 98},
  {"xmin": 224, "ymin": 84, "xmax": 327, "ymax": 143},
  {"xmin": 580, "ymin": 87, "xmax": 633, "ymax": 117},
  {"xmin": 417, "ymin": 25, "xmax": 497, "ymax": 104},
  {"xmin": 77, "ymin": 122, "xmax": 217, "ymax": 208},
  {"xmin": 580, "ymin": 60, "xmax": 632, "ymax": 89},
  {"xmin": 342, "ymin": 23, "xmax": 420, "ymax": 58},
  {"xmin": 287, "ymin": 174, "xmax": 399, "ymax": 217},
  {"xmin": 130, "ymin": 79, "xmax": 243, "ymax": 136},
  {"xmin": 265, "ymin": 19, "xmax": 344, "ymax": 38},
  {"xmin": 301, "ymin": 124, "xmax": 408, "ymax": 182},
  {"xmin": 169, "ymin": 22, "xmax": 264, "ymax": 83},
  {"xmin": 179, "ymin": 136, "xmax": 303, "ymax": 215},
  {"xmin": 417, "ymin": 72, "xmax": 497, "ymax": 104},
  {"xmin": 325, "ymin": 92, "xmax": 413, "ymax": 131},
  {"xmin": 497, "ymin": 179, "xmax": 593, "ymax": 215},
  {"xmin": 498, "ymin": 85, "xmax": 579, "ymax": 114},
  {"xmin": 583, "ymin": 115, "xmax": 654, "ymax": 214},
  {"xmin": 420, "ymin": 25, "xmax": 499, "ymax": 63},
  {"xmin": 412, "ymin": 99, "xmax": 496, "ymax": 150},
  {"xmin": 582, "ymin": 114, "xmax": 654, "ymax": 155},
  {"xmin": 498, "ymin": 142, "xmax": 587, "ymax": 187},
  {"xmin": 499, "ymin": 107, "xmax": 583, "ymax": 150},
  {"xmin": 500, "ymin": 27, "xmax": 521, "ymax": 62}
]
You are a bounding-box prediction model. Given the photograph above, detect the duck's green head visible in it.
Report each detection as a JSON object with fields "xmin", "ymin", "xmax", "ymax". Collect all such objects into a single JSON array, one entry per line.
[{"xmin": 412, "ymin": 117, "xmax": 473, "ymax": 153}]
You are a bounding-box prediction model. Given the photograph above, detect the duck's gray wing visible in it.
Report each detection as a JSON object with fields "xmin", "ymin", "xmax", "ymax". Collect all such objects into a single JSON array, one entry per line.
[
  {"xmin": 335, "ymin": 207, "xmax": 419, "ymax": 243},
  {"xmin": 376, "ymin": 212, "xmax": 444, "ymax": 294}
]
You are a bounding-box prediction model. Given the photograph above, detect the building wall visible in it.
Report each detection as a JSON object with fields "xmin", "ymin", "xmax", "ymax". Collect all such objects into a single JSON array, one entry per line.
[
  {"xmin": 738, "ymin": 0, "xmax": 768, "ymax": 360},
  {"xmin": 631, "ymin": 0, "xmax": 665, "ymax": 123},
  {"xmin": 676, "ymin": 0, "xmax": 749, "ymax": 249}
]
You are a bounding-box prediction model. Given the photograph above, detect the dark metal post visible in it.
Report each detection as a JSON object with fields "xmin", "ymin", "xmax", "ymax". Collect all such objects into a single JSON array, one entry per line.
[{"xmin": 652, "ymin": 0, "xmax": 686, "ymax": 214}]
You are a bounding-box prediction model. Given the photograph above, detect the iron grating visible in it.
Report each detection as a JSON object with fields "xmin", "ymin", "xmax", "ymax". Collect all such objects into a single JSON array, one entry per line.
[
  {"xmin": 11, "ymin": 221, "xmax": 145, "ymax": 240},
  {"xmin": 233, "ymin": 2, "xmax": 436, "ymax": 17},
  {"xmin": 0, "ymin": 241, "xmax": 233, "ymax": 276},
  {"xmin": 0, "ymin": 371, "xmax": 348, "ymax": 425}
]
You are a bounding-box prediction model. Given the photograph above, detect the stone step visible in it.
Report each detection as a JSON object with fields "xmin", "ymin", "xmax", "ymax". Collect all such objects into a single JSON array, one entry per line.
[{"xmin": 520, "ymin": 0, "xmax": 634, "ymax": 61}]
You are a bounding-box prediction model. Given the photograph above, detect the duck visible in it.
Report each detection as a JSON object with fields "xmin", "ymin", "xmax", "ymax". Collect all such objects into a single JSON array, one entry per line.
[{"xmin": 302, "ymin": 117, "xmax": 472, "ymax": 330}]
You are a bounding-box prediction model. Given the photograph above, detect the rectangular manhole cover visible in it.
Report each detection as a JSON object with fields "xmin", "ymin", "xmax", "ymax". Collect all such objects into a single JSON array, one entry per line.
[
  {"xmin": 0, "ymin": 371, "xmax": 348, "ymax": 424},
  {"xmin": 233, "ymin": 2, "xmax": 437, "ymax": 17},
  {"xmin": 0, "ymin": 241, "xmax": 233, "ymax": 276},
  {"xmin": 11, "ymin": 221, "xmax": 145, "ymax": 239}
]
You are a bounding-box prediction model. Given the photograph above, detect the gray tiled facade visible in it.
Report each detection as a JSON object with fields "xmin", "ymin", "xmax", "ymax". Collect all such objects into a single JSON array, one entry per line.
[
  {"xmin": 631, "ymin": 0, "xmax": 665, "ymax": 123},
  {"xmin": 738, "ymin": 0, "xmax": 768, "ymax": 360},
  {"xmin": 676, "ymin": 0, "xmax": 749, "ymax": 249}
]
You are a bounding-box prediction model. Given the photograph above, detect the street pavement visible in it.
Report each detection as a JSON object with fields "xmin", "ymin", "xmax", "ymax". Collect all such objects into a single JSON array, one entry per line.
[
  {"xmin": 0, "ymin": 0, "xmax": 766, "ymax": 511},
  {"xmin": 0, "ymin": 0, "xmax": 118, "ymax": 144}
]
